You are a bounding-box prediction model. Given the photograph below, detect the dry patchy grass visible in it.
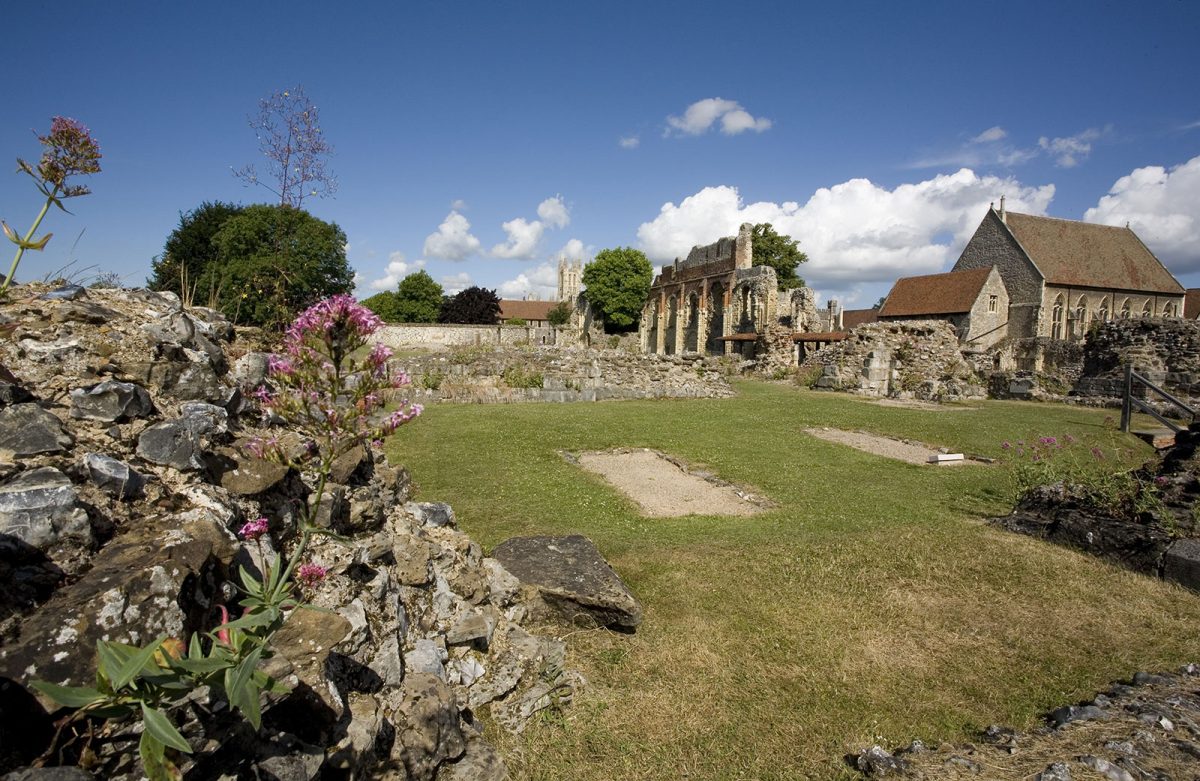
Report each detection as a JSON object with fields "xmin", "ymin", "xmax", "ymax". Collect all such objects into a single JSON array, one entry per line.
[{"xmin": 388, "ymin": 381, "xmax": 1200, "ymax": 779}]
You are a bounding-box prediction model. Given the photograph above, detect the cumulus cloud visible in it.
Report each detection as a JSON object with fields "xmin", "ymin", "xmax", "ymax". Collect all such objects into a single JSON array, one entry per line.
[
  {"xmin": 498, "ymin": 263, "xmax": 559, "ymax": 300},
  {"xmin": 619, "ymin": 135, "xmax": 640, "ymax": 149},
  {"xmin": 556, "ymin": 238, "xmax": 590, "ymax": 262},
  {"xmin": 537, "ymin": 195, "xmax": 570, "ymax": 229},
  {"xmin": 1038, "ymin": 127, "xmax": 1105, "ymax": 168},
  {"xmin": 367, "ymin": 252, "xmax": 426, "ymax": 291},
  {"xmin": 491, "ymin": 217, "xmax": 545, "ymax": 259},
  {"xmin": 636, "ymin": 172, "xmax": 1055, "ymax": 295},
  {"xmin": 1084, "ymin": 155, "xmax": 1200, "ymax": 273},
  {"xmin": 666, "ymin": 98, "xmax": 772, "ymax": 137},
  {"xmin": 971, "ymin": 126, "xmax": 1008, "ymax": 144},
  {"xmin": 450, "ymin": 198, "xmax": 467, "ymax": 210},
  {"xmin": 423, "ymin": 210, "xmax": 481, "ymax": 261},
  {"xmin": 440, "ymin": 272, "xmax": 473, "ymax": 295}
]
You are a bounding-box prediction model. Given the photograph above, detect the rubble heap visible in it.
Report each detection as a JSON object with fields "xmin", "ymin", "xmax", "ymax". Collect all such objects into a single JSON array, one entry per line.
[{"xmin": 0, "ymin": 283, "xmax": 585, "ymax": 780}]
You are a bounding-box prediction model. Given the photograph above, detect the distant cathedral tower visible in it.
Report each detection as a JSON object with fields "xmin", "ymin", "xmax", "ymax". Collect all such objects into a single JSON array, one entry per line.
[{"xmin": 557, "ymin": 258, "xmax": 582, "ymax": 302}]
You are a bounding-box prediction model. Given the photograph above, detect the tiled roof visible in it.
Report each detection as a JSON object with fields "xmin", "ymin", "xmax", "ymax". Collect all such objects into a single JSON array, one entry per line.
[
  {"xmin": 877, "ymin": 267, "xmax": 993, "ymax": 317},
  {"xmin": 1186, "ymin": 289, "xmax": 1200, "ymax": 319},
  {"xmin": 498, "ymin": 299, "xmax": 557, "ymax": 322},
  {"xmin": 841, "ymin": 308, "xmax": 879, "ymax": 329},
  {"xmin": 1003, "ymin": 212, "xmax": 1183, "ymax": 294}
]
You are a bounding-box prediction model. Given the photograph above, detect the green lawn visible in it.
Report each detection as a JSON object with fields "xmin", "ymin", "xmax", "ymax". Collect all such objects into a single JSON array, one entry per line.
[{"xmin": 387, "ymin": 381, "xmax": 1200, "ymax": 780}]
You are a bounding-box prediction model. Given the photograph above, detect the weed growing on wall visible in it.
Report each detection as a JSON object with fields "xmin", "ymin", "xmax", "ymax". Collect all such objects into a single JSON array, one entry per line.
[{"xmin": 32, "ymin": 295, "xmax": 420, "ymax": 779}]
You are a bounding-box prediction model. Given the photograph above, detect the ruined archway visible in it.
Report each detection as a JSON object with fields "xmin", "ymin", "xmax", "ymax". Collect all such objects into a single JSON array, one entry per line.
[
  {"xmin": 707, "ymin": 282, "xmax": 726, "ymax": 355},
  {"xmin": 684, "ymin": 292, "xmax": 700, "ymax": 353},
  {"xmin": 644, "ymin": 300, "xmax": 660, "ymax": 354},
  {"xmin": 664, "ymin": 295, "xmax": 678, "ymax": 355}
]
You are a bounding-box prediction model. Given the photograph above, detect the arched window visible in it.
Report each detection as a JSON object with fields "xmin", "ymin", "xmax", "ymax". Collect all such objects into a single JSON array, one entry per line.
[
  {"xmin": 1163, "ymin": 301, "xmax": 1177, "ymax": 318},
  {"xmin": 1051, "ymin": 294, "xmax": 1065, "ymax": 339},
  {"xmin": 1074, "ymin": 295, "xmax": 1089, "ymax": 337},
  {"xmin": 1097, "ymin": 297, "xmax": 1109, "ymax": 323},
  {"xmin": 1141, "ymin": 300, "xmax": 1153, "ymax": 318},
  {"xmin": 1120, "ymin": 299, "xmax": 1131, "ymax": 319}
]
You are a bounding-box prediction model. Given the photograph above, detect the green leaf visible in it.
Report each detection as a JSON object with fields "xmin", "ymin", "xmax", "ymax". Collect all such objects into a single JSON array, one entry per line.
[
  {"xmin": 140, "ymin": 703, "xmax": 192, "ymax": 754},
  {"xmin": 238, "ymin": 566, "xmax": 264, "ymax": 597},
  {"xmin": 28, "ymin": 680, "xmax": 107, "ymax": 708},
  {"xmin": 95, "ymin": 641, "xmax": 127, "ymax": 686},
  {"xmin": 169, "ymin": 655, "xmax": 232, "ymax": 676},
  {"xmin": 217, "ymin": 607, "xmax": 279, "ymax": 634},
  {"xmin": 139, "ymin": 730, "xmax": 183, "ymax": 781},
  {"xmin": 224, "ymin": 647, "xmax": 263, "ymax": 729},
  {"xmin": 251, "ymin": 669, "xmax": 291, "ymax": 695},
  {"xmin": 111, "ymin": 637, "xmax": 166, "ymax": 690}
]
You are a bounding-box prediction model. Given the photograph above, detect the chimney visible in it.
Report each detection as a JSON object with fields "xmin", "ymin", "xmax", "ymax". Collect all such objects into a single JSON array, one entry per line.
[{"xmin": 999, "ymin": 195, "xmax": 1006, "ymax": 224}]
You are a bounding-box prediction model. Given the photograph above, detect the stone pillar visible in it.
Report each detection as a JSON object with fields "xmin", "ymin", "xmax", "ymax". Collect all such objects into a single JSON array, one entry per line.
[
  {"xmin": 735, "ymin": 223, "xmax": 753, "ymax": 270},
  {"xmin": 656, "ymin": 291, "xmax": 667, "ymax": 354}
]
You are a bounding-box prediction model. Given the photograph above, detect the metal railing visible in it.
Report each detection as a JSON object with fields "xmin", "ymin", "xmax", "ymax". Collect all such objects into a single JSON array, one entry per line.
[{"xmin": 1120, "ymin": 364, "xmax": 1196, "ymax": 433}]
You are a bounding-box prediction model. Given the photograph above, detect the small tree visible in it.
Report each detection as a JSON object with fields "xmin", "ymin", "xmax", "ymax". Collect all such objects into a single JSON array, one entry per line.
[
  {"xmin": 233, "ymin": 86, "xmax": 336, "ymax": 209},
  {"xmin": 439, "ymin": 286, "xmax": 500, "ymax": 324},
  {"xmin": 582, "ymin": 247, "xmax": 652, "ymax": 332},
  {"xmin": 148, "ymin": 201, "xmax": 244, "ymax": 304},
  {"xmin": 750, "ymin": 223, "xmax": 807, "ymax": 290},
  {"xmin": 547, "ymin": 301, "xmax": 572, "ymax": 327},
  {"xmin": 393, "ymin": 270, "xmax": 444, "ymax": 323},
  {"xmin": 211, "ymin": 205, "xmax": 353, "ymax": 327},
  {"xmin": 360, "ymin": 290, "xmax": 401, "ymax": 322}
]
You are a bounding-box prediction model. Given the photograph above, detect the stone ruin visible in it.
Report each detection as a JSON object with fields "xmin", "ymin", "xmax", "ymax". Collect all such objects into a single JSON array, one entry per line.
[
  {"xmin": 800, "ymin": 320, "xmax": 986, "ymax": 402},
  {"xmin": 0, "ymin": 284, "xmax": 643, "ymax": 780},
  {"xmin": 637, "ymin": 224, "xmax": 835, "ymax": 370}
]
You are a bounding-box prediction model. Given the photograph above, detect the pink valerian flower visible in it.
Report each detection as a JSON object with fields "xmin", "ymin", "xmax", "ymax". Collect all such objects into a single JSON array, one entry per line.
[
  {"xmin": 239, "ymin": 517, "xmax": 270, "ymax": 540},
  {"xmin": 251, "ymin": 385, "xmax": 273, "ymax": 403},
  {"xmin": 244, "ymin": 438, "xmax": 266, "ymax": 459},
  {"xmin": 267, "ymin": 354, "xmax": 295, "ymax": 376},
  {"xmin": 1154, "ymin": 476, "xmax": 1170, "ymax": 487},
  {"xmin": 284, "ymin": 295, "xmax": 382, "ymax": 353},
  {"xmin": 1000, "ymin": 441, "xmax": 1011, "ymax": 450},
  {"xmin": 215, "ymin": 605, "xmax": 232, "ymax": 646},
  {"xmin": 381, "ymin": 403, "xmax": 423, "ymax": 435},
  {"xmin": 1038, "ymin": 436, "xmax": 1057, "ymax": 446},
  {"xmin": 367, "ymin": 342, "xmax": 393, "ymax": 369},
  {"xmin": 18, "ymin": 117, "xmax": 102, "ymax": 197},
  {"xmin": 296, "ymin": 563, "xmax": 328, "ymax": 588}
]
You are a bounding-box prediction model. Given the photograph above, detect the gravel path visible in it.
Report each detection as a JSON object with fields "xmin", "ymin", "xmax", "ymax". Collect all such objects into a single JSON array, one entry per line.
[
  {"xmin": 575, "ymin": 449, "xmax": 764, "ymax": 517},
  {"xmin": 804, "ymin": 428, "xmax": 974, "ymax": 466}
]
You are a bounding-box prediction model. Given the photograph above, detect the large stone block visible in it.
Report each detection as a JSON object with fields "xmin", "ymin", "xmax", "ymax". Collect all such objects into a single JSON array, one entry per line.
[{"xmin": 1163, "ymin": 538, "xmax": 1200, "ymax": 592}]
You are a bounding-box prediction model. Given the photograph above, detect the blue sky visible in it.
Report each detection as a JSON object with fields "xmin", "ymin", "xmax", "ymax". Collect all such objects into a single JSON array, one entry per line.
[{"xmin": 3, "ymin": 1, "xmax": 1199, "ymax": 310}]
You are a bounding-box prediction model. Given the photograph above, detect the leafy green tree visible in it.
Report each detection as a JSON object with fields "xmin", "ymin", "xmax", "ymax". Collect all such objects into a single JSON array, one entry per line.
[
  {"xmin": 547, "ymin": 300, "xmax": 573, "ymax": 327},
  {"xmin": 211, "ymin": 205, "xmax": 353, "ymax": 327},
  {"xmin": 582, "ymin": 247, "xmax": 652, "ymax": 332},
  {"xmin": 360, "ymin": 290, "xmax": 401, "ymax": 322},
  {"xmin": 750, "ymin": 223, "xmax": 807, "ymax": 290},
  {"xmin": 393, "ymin": 270, "xmax": 444, "ymax": 323},
  {"xmin": 439, "ymin": 286, "xmax": 500, "ymax": 324},
  {"xmin": 148, "ymin": 201, "xmax": 244, "ymax": 303}
]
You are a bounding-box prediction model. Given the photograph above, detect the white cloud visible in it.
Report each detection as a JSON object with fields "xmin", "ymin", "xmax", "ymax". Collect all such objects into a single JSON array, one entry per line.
[
  {"xmin": 498, "ymin": 263, "xmax": 559, "ymax": 300},
  {"xmin": 1084, "ymin": 155, "xmax": 1200, "ymax": 273},
  {"xmin": 619, "ymin": 135, "xmax": 640, "ymax": 149},
  {"xmin": 491, "ymin": 217, "xmax": 545, "ymax": 259},
  {"xmin": 440, "ymin": 272, "xmax": 473, "ymax": 295},
  {"xmin": 537, "ymin": 195, "xmax": 570, "ymax": 229},
  {"xmin": 450, "ymin": 198, "xmax": 467, "ymax": 210},
  {"xmin": 665, "ymin": 98, "xmax": 772, "ymax": 137},
  {"xmin": 423, "ymin": 210, "xmax": 481, "ymax": 261},
  {"xmin": 1038, "ymin": 127, "xmax": 1104, "ymax": 168},
  {"xmin": 367, "ymin": 251, "xmax": 427, "ymax": 291},
  {"xmin": 971, "ymin": 126, "xmax": 1008, "ymax": 144},
  {"xmin": 636, "ymin": 172, "xmax": 1056, "ymax": 295},
  {"xmin": 556, "ymin": 238, "xmax": 590, "ymax": 262}
]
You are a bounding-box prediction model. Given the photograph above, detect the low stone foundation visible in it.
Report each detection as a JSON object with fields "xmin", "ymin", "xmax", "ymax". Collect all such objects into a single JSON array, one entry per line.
[{"xmin": 401, "ymin": 347, "xmax": 735, "ymax": 404}]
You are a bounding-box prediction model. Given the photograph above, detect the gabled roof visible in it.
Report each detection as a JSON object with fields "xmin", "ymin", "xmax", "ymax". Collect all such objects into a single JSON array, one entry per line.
[
  {"xmin": 1002, "ymin": 211, "xmax": 1183, "ymax": 294},
  {"xmin": 498, "ymin": 299, "xmax": 556, "ymax": 321},
  {"xmin": 877, "ymin": 267, "xmax": 993, "ymax": 317}
]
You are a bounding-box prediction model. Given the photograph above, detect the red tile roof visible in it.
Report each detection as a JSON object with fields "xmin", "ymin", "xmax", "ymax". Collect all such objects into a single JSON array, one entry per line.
[
  {"xmin": 841, "ymin": 308, "xmax": 879, "ymax": 329},
  {"xmin": 498, "ymin": 299, "xmax": 556, "ymax": 322},
  {"xmin": 877, "ymin": 267, "xmax": 993, "ymax": 317},
  {"xmin": 1186, "ymin": 289, "xmax": 1200, "ymax": 319},
  {"xmin": 1003, "ymin": 212, "xmax": 1183, "ymax": 294}
]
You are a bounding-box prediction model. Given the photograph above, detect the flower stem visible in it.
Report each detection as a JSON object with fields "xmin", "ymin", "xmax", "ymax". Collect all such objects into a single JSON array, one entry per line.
[{"xmin": 0, "ymin": 189, "xmax": 57, "ymax": 297}]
